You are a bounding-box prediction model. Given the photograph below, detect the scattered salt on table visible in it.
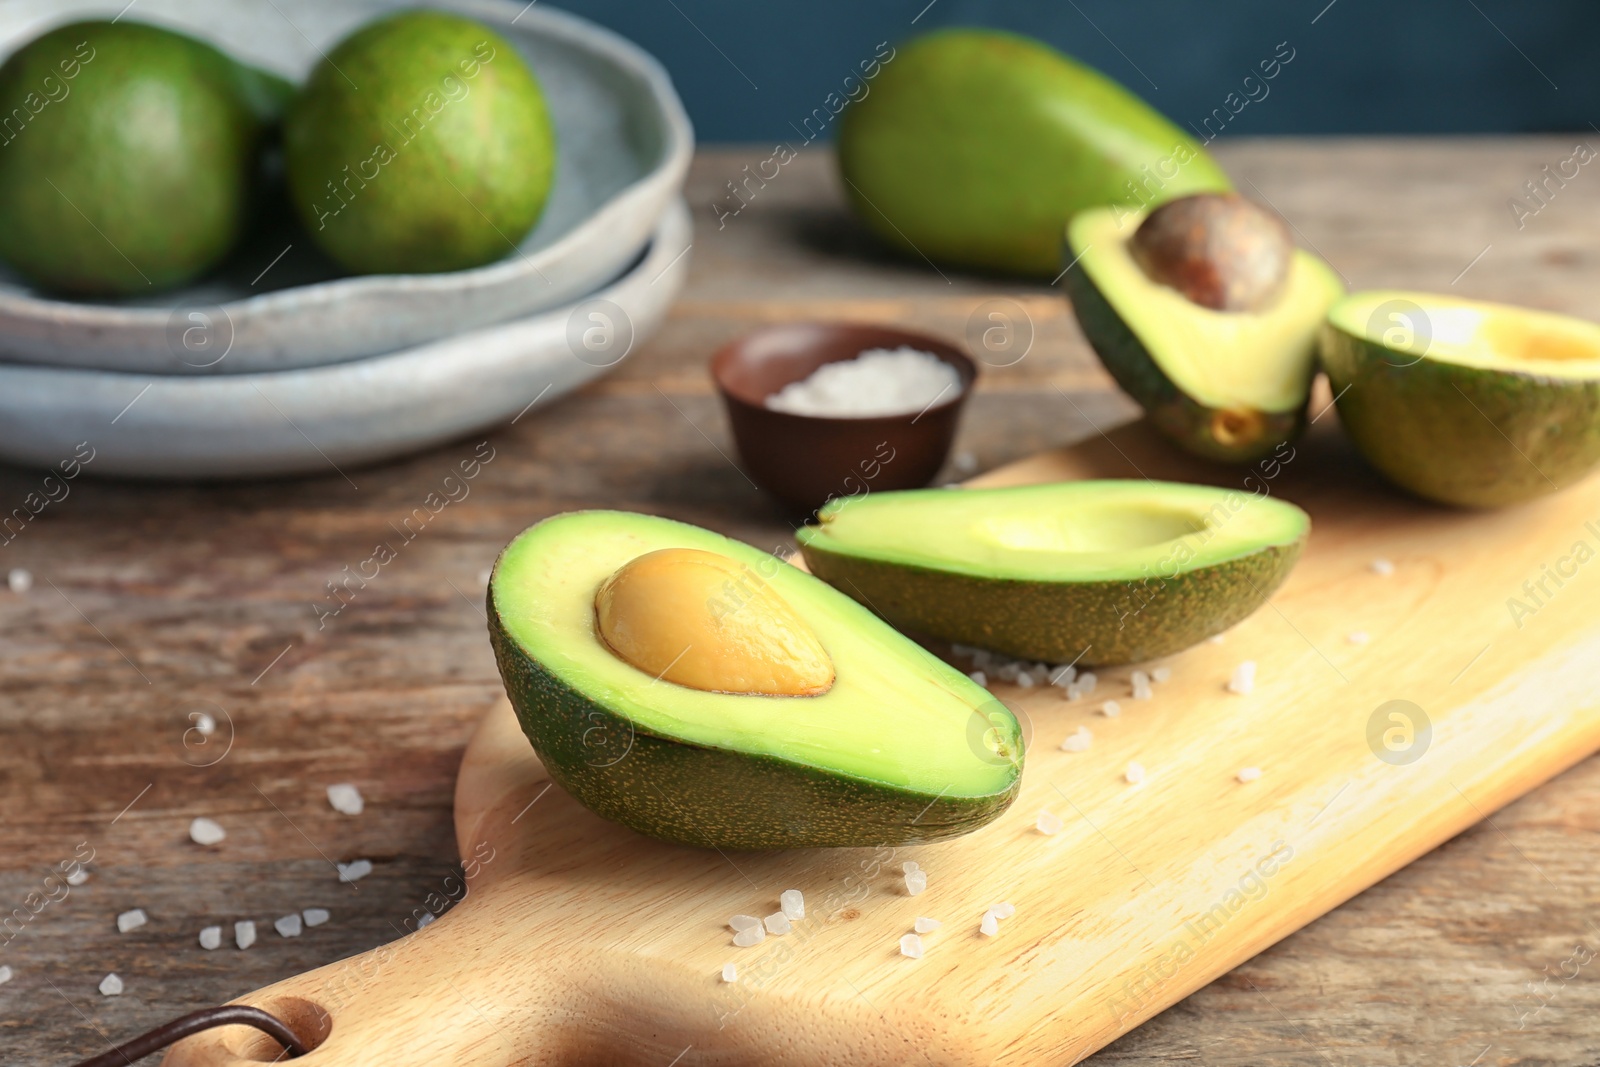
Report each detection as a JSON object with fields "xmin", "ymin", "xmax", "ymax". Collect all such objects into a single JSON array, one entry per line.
[
  {"xmin": 327, "ymin": 783, "xmax": 364, "ymax": 816},
  {"xmin": 779, "ymin": 889, "xmax": 805, "ymax": 920},
  {"xmin": 1151, "ymin": 667, "xmax": 1172, "ymax": 683},
  {"xmin": 1227, "ymin": 661, "xmax": 1257, "ymax": 695},
  {"xmin": 66, "ymin": 867, "xmax": 89, "ymax": 886},
  {"xmin": 198, "ymin": 926, "xmax": 222, "ymax": 950},
  {"xmin": 1370, "ymin": 558, "xmax": 1395, "ymax": 576},
  {"xmin": 913, "ymin": 917, "xmax": 942, "ymax": 934},
  {"xmin": 764, "ymin": 347, "xmax": 962, "ymax": 419},
  {"xmin": 902, "ymin": 861, "xmax": 920, "ymax": 874},
  {"xmin": 1347, "ymin": 631, "xmax": 1370, "ymax": 645},
  {"xmin": 337, "ymin": 859, "xmax": 372, "ymax": 883},
  {"xmin": 1125, "ymin": 762, "xmax": 1146, "ymax": 785},
  {"xmin": 189, "ymin": 817, "xmax": 226, "ymax": 846},
  {"xmin": 991, "ymin": 902, "xmax": 1015, "ymax": 920},
  {"xmin": 729, "ymin": 914, "xmax": 761, "ymax": 932},
  {"xmin": 905, "ymin": 869, "xmax": 928, "ymax": 896},
  {"xmin": 968, "ymin": 670, "xmax": 988, "ymax": 688},
  {"xmin": 1036, "ymin": 810, "xmax": 1062, "ymax": 835},
  {"xmin": 1078, "ymin": 672, "xmax": 1098, "ymax": 695},
  {"xmin": 979, "ymin": 913, "xmax": 999, "ymax": 937},
  {"xmin": 235, "ymin": 920, "xmax": 257, "ymax": 949},
  {"xmin": 416, "ymin": 912, "xmax": 435, "ymax": 929},
  {"xmin": 1060, "ymin": 726, "xmax": 1092, "ymax": 753},
  {"xmin": 1049, "ymin": 665, "xmax": 1077, "ymax": 687},
  {"xmin": 275, "ymin": 914, "xmax": 303, "ymax": 938},
  {"xmin": 99, "ymin": 973, "xmax": 123, "ymax": 997},
  {"xmin": 900, "ymin": 933, "xmax": 924, "ymax": 959},
  {"xmin": 7, "ymin": 567, "xmax": 31, "ymax": 594},
  {"xmin": 303, "ymin": 908, "xmax": 330, "ymax": 927},
  {"xmin": 1237, "ymin": 767, "xmax": 1263, "ymax": 783},
  {"xmin": 1130, "ymin": 670, "xmax": 1153, "ymax": 701},
  {"xmin": 1100, "ymin": 700, "xmax": 1121, "ymax": 718},
  {"xmin": 722, "ymin": 963, "xmax": 739, "ymax": 983},
  {"xmin": 0, "ymin": 965, "xmax": 13, "ymax": 985},
  {"xmin": 733, "ymin": 924, "xmax": 765, "ymax": 948},
  {"xmin": 117, "ymin": 909, "xmax": 147, "ymax": 934},
  {"xmin": 763, "ymin": 912, "xmax": 792, "ymax": 936}
]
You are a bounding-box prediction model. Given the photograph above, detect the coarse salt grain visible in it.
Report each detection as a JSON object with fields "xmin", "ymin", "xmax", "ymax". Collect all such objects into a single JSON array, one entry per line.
[
  {"xmin": 1100, "ymin": 700, "xmax": 1121, "ymax": 718},
  {"xmin": 1036, "ymin": 810, "xmax": 1062, "ymax": 835},
  {"xmin": 729, "ymin": 914, "xmax": 761, "ymax": 932},
  {"xmin": 1347, "ymin": 630, "xmax": 1370, "ymax": 645},
  {"xmin": 198, "ymin": 925, "xmax": 222, "ymax": 950},
  {"xmin": 1078, "ymin": 672, "xmax": 1098, "ymax": 695},
  {"xmin": 1131, "ymin": 674, "xmax": 1154, "ymax": 701},
  {"xmin": 1237, "ymin": 767, "xmax": 1263, "ymax": 783},
  {"xmin": 189, "ymin": 817, "xmax": 225, "ymax": 846},
  {"xmin": 900, "ymin": 933, "xmax": 924, "ymax": 959},
  {"xmin": 99, "ymin": 973, "xmax": 123, "ymax": 997},
  {"xmin": 66, "ymin": 867, "xmax": 89, "ymax": 886},
  {"xmin": 1015, "ymin": 672, "xmax": 1035, "ymax": 689},
  {"xmin": 303, "ymin": 908, "xmax": 330, "ymax": 927},
  {"xmin": 117, "ymin": 909, "xmax": 147, "ymax": 934},
  {"xmin": 1227, "ymin": 661, "xmax": 1256, "ymax": 695},
  {"xmin": 1063, "ymin": 683, "xmax": 1082, "ymax": 701},
  {"xmin": 733, "ymin": 924, "xmax": 765, "ymax": 948},
  {"xmin": 416, "ymin": 912, "xmax": 435, "ymax": 929},
  {"xmin": 902, "ymin": 860, "xmax": 920, "ymax": 874},
  {"xmin": 327, "ymin": 783, "xmax": 364, "ymax": 816},
  {"xmin": 1059, "ymin": 726, "xmax": 1092, "ymax": 753},
  {"xmin": 991, "ymin": 901, "xmax": 1015, "ymax": 919},
  {"xmin": 905, "ymin": 869, "xmax": 928, "ymax": 896},
  {"xmin": 1125, "ymin": 762, "xmax": 1146, "ymax": 785},
  {"xmin": 337, "ymin": 859, "xmax": 373, "ymax": 883},
  {"xmin": 193, "ymin": 713, "xmax": 215, "ymax": 737},
  {"xmin": 1049, "ymin": 664, "xmax": 1077, "ymax": 687},
  {"xmin": 914, "ymin": 917, "xmax": 942, "ymax": 934},
  {"xmin": 779, "ymin": 889, "xmax": 805, "ymax": 920},
  {"xmin": 979, "ymin": 913, "xmax": 999, "ymax": 937},
  {"xmin": 1370, "ymin": 558, "xmax": 1395, "ymax": 576},
  {"xmin": 275, "ymin": 914, "xmax": 303, "ymax": 938},
  {"xmin": 7, "ymin": 567, "xmax": 31, "ymax": 594},
  {"xmin": 1207, "ymin": 633, "xmax": 1226, "ymax": 645},
  {"xmin": 763, "ymin": 912, "xmax": 792, "ymax": 936},
  {"xmin": 764, "ymin": 347, "xmax": 962, "ymax": 419},
  {"xmin": 722, "ymin": 963, "xmax": 738, "ymax": 983},
  {"xmin": 235, "ymin": 920, "xmax": 256, "ymax": 950},
  {"xmin": 1151, "ymin": 667, "xmax": 1172, "ymax": 683},
  {"xmin": 0, "ymin": 965, "xmax": 11, "ymax": 985},
  {"xmin": 968, "ymin": 670, "xmax": 988, "ymax": 687}
]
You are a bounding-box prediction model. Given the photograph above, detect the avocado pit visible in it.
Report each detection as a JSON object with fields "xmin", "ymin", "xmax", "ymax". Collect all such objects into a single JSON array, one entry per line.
[
  {"xmin": 594, "ymin": 547, "xmax": 835, "ymax": 697},
  {"xmin": 1129, "ymin": 193, "xmax": 1293, "ymax": 313}
]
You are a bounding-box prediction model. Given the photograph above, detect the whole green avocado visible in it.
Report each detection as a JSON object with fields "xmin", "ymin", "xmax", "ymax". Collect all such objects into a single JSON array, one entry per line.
[
  {"xmin": 284, "ymin": 11, "xmax": 556, "ymax": 275},
  {"xmin": 0, "ymin": 21, "xmax": 287, "ymax": 296},
  {"xmin": 838, "ymin": 29, "xmax": 1232, "ymax": 277}
]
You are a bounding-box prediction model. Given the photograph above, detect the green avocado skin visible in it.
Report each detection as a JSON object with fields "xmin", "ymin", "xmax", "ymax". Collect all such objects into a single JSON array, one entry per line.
[
  {"xmin": 487, "ymin": 590, "xmax": 1021, "ymax": 851},
  {"xmin": 285, "ymin": 11, "xmax": 555, "ymax": 275},
  {"xmin": 1321, "ymin": 324, "xmax": 1600, "ymax": 508},
  {"xmin": 1062, "ymin": 248, "xmax": 1305, "ymax": 463},
  {"xmin": 799, "ymin": 537, "xmax": 1305, "ymax": 667},
  {"xmin": 0, "ymin": 21, "xmax": 269, "ymax": 296},
  {"xmin": 838, "ymin": 29, "xmax": 1230, "ymax": 277}
]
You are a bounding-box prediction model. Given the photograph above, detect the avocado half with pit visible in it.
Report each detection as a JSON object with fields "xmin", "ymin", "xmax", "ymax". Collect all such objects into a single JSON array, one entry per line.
[
  {"xmin": 797, "ymin": 480, "xmax": 1309, "ymax": 667},
  {"xmin": 1321, "ymin": 291, "xmax": 1600, "ymax": 507},
  {"xmin": 1062, "ymin": 195, "xmax": 1344, "ymax": 462},
  {"xmin": 488, "ymin": 511, "xmax": 1022, "ymax": 850}
]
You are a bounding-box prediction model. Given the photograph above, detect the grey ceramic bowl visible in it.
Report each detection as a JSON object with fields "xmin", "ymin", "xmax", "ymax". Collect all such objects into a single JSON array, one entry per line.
[
  {"xmin": 0, "ymin": 199, "xmax": 691, "ymax": 477},
  {"xmin": 0, "ymin": 0, "xmax": 692, "ymax": 375}
]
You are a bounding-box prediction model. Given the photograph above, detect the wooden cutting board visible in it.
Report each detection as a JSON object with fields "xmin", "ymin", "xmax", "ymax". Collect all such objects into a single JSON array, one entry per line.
[{"xmin": 165, "ymin": 417, "xmax": 1600, "ymax": 1066}]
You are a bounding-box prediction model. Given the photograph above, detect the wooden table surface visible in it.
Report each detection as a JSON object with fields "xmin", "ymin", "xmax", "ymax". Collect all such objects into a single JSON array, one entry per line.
[{"xmin": 5, "ymin": 141, "xmax": 1600, "ymax": 1066}]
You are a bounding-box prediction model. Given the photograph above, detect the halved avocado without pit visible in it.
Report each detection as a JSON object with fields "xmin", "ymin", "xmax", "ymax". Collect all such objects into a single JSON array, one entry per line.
[
  {"xmin": 488, "ymin": 511, "xmax": 1022, "ymax": 850},
  {"xmin": 1063, "ymin": 197, "xmax": 1344, "ymax": 462},
  {"xmin": 798, "ymin": 481, "xmax": 1309, "ymax": 667},
  {"xmin": 1321, "ymin": 290, "xmax": 1600, "ymax": 507}
]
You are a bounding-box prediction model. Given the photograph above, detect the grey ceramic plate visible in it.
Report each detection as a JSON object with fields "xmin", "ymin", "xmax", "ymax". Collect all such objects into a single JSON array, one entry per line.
[
  {"xmin": 0, "ymin": 0, "xmax": 692, "ymax": 374},
  {"xmin": 0, "ymin": 199, "xmax": 691, "ymax": 477}
]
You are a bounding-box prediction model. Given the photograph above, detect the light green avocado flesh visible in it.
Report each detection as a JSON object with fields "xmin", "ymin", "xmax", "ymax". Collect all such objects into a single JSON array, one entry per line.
[
  {"xmin": 488, "ymin": 511, "xmax": 1021, "ymax": 849},
  {"xmin": 1322, "ymin": 290, "xmax": 1600, "ymax": 507},
  {"xmin": 1065, "ymin": 206, "xmax": 1344, "ymax": 462},
  {"xmin": 798, "ymin": 481, "xmax": 1309, "ymax": 666}
]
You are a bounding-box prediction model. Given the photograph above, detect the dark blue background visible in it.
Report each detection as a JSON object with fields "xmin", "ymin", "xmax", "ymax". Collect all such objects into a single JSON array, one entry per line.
[{"xmin": 552, "ymin": 0, "xmax": 1596, "ymax": 142}]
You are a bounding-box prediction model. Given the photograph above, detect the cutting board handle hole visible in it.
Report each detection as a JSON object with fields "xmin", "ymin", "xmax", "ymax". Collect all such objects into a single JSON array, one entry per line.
[{"xmin": 231, "ymin": 996, "xmax": 331, "ymax": 1060}]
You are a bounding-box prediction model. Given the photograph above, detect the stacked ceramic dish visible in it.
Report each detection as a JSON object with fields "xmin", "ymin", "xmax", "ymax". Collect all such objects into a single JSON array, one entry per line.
[{"xmin": 0, "ymin": 0, "xmax": 692, "ymax": 477}]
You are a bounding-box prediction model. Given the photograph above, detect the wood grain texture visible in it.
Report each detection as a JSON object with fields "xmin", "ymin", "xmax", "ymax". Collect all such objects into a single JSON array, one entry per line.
[
  {"xmin": 157, "ymin": 412, "xmax": 1600, "ymax": 1066},
  {"xmin": 5, "ymin": 142, "xmax": 1600, "ymax": 1066}
]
